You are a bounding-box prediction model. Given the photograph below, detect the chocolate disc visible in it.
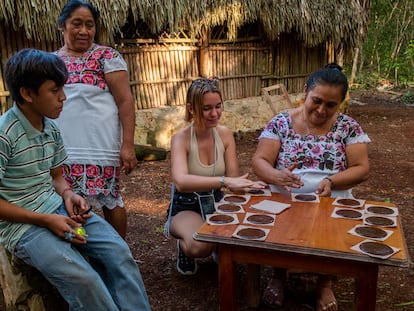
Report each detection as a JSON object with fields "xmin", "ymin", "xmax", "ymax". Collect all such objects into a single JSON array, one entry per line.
[
  {"xmin": 365, "ymin": 216, "xmax": 394, "ymax": 226},
  {"xmin": 359, "ymin": 241, "xmax": 394, "ymax": 256},
  {"xmin": 248, "ymin": 189, "xmax": 265, "ymax": 195},
  {"xmin": 336, "ymin": 198, "xmax": 361, "ymax": 206},
  {"xmin": 232, "ymin": 190, "xmax": 246, "ymax": 195},
  {"xmin": 246, "ymin": 214, "xmax": 274, "ymax": 224},
  {"xmin": 236, "ymin": 228, "xmax": 266, "ymax": 240},
  {"xmin": 335, "ymin": 209, "xmax": 362, "ymax": 219},
  {"xmin": 294, "ymin": 194, "xmax": 317, "ymax": 201},
  {"xmin": 224, "ymin": 195, "xmax": 247, "ymax": 203},
  {"xmin": 367, "ymin": 206, "xmax": 394, "ymax": 215},
  {"xmin": 217, "ymin": 203, "xmax": 241, "ymax": 212},
  {"xmin": 355, "ymin": 226, "xmax": 387, "ymax": 239},
  {"xmin": 209, "ymin": 214, "xmax": 235, "ymax": 224}
]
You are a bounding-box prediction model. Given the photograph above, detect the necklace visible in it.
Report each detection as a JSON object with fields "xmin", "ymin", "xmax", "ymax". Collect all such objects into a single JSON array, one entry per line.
[
  {"xmin": 301, "ymin": 108, "xmax": 337, "ymax": 136},
  {"xmin": 301, "ymin": 108, "xmax": 316, "ymax": 135}
]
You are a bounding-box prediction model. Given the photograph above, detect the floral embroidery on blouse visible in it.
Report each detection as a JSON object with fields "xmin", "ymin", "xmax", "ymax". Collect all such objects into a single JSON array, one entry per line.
[
  {"xmin": 62, "ymin": 164, "xmax": 120, "ymax": 197},
  {"xmin": 59, "ymin": 44, "xmax": 122, "ymax": 90},
  {"xmin": 259, "ymin": 111, "xmax": 370, "ymax": 173}
]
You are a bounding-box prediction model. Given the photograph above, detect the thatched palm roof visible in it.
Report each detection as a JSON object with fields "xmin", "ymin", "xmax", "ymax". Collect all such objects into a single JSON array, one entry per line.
[{"xmin": 0, "ymin": 0, "xmax": 370, "ymax": 48}]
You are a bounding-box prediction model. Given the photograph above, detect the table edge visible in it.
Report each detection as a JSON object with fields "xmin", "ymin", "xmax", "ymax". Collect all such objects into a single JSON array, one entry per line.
[{"xmin": 194, "ymin": 232, "xmax": 411, "ymax": 268}]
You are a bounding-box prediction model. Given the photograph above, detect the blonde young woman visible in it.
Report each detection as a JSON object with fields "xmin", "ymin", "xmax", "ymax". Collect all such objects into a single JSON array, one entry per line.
[{"xmin": 165, "ymin": 77, "xmax": 264, "ymax": 275}]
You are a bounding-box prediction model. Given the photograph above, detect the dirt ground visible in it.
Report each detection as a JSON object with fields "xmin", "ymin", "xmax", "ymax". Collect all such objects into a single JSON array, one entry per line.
[{"xmin": 122, "ymin": 89, "xmax": 414, "ymax": 311}]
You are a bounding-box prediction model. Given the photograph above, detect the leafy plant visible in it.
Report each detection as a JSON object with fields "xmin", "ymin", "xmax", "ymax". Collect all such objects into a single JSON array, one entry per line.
[
  {"xmin": 355, "ymin": 0, "xmax": 414, "ymax": 86},
  {"xmin": 400, "ymin": 90, "xmax": 414, "ymax": 105}
]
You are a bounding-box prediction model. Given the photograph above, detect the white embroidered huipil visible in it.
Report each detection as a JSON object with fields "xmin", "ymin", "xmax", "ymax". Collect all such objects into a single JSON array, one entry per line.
[{"xmin": 56, "ymin": 44, "xmax": 127, "ymax": 196}]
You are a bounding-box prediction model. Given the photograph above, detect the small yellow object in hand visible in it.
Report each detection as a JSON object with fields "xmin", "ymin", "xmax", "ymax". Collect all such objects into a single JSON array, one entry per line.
[{"xmin": 74, "ymin": 227, "xmax": 87, "ymax": 237}]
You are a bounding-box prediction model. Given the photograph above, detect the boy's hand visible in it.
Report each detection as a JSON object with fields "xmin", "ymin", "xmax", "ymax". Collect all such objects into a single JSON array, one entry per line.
[
  {"xmin": 64, "ymin": 194, "xmax": 91, "ymax": 223},
  {"xmin": 44, "ymin": 214, "xmax": 87, "ymax": 244}
]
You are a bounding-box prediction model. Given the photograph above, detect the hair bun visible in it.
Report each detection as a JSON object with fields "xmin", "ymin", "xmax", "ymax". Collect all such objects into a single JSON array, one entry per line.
[{"xmin": 325, "ymin": 62, "xmax": 343, "ymax": 72}]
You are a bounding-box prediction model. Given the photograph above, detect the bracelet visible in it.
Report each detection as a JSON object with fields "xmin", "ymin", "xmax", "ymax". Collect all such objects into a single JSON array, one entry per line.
[
  {"xmin": 324, "ymin": 177, "xmax": 334, "ymax": 187},
  {"xmin": 220, "ymin": 176, "xmax": 226, "ymax": 187},
  {"xmin": 61, "ymin": 187, "xmax": 73, "ymax": 198}
]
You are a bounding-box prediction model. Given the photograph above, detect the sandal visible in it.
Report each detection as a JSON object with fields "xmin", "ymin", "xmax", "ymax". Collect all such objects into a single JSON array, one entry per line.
[{"xmin": 262, "ymin": 276, "xmax": 285, "ymax": 309}]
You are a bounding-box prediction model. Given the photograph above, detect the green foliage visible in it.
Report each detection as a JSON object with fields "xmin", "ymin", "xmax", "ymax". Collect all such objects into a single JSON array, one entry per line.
[
  {"xmin": 357, "ymin": 0, "xmax": 414, "ymax": 86},
  {"xmin": 349, "ymin": 71, "xmax": 379, "ymax": 89},
  {"xmin": 400, "ymin": 90, "xmax": 414, "ymax": 105},
  {"xmin": 404, "ymin": 39, "xmax": 414, "ymax": 65},
  {"xmin": 156, "ymin": 226, "xmax": 165, "ymax": 233},
  {"xmin": 394, "ymin": 301, "xmax": 414, "ymax": 308}
]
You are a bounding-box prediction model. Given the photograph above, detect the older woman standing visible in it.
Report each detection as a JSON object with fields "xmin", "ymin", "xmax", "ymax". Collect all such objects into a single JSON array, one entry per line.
[
  {"xmin": 252, "ymin": 64, "xmax": 370, "ymax": 310},
  {"xmin": 55, "ymin": 0, "xmax": 137, "ymax": 238}
]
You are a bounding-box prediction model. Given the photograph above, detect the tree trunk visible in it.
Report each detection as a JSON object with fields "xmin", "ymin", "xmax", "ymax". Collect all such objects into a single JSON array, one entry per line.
[
  {"xmin": 350, "ymin": 47, "xmax": 360, "ymax": 85},
  {"xmin": 199, "ymin": 27, "xmax": 210, "ymax": 77}
]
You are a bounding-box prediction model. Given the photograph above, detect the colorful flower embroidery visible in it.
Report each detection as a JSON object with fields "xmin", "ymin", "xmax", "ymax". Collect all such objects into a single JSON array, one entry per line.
[
  {"xmin": 103, "ymin": 166, "xmax": 115, "ymax": 178},
  {"xmin": 59, "ymin": 44, "xmax": 121, "ymax": 90},
  {"xmin": 261, "ymin": 112, "xmax": 369, "ymax": 172},
  {"xmin": 95, "ymin": 177, "xmax": 105, "ymax": 189},
  {"xmin": 62, "ymin": 164, "xmax": 120, "ymax": 197},
  {"xmin": 70, "ymin": 164, "xmax": 84, "ymax": 176},
  {"xmin": 86, "ymin": 165, "xmax": 99, "ymax": 177},
  {"xmin": 85, "ymin": 59, "xmax": 99, "ymax": 70},
  {"xmin": 81, "ymin": 73, "xmax": 95, "ymax": 85}
]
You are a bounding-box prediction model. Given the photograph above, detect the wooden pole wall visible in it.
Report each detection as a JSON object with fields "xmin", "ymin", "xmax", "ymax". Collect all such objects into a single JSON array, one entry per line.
[
  {"xmin": 1, "ymin": 26, "xmax": 330, "ymax": 113},
  {"xmin": 0, "ymin": 22, "xmax": 61, "ymax": 114}
]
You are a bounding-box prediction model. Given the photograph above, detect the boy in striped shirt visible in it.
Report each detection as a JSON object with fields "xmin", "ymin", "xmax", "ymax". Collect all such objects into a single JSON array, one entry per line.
[{"xmin": 0, "ymin": 48, "xmax": 150, "ymax": 311}]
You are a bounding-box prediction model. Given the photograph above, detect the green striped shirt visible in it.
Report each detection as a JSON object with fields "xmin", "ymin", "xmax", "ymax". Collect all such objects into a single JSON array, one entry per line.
[{"xmin": 0, "ymin": 105, "xmax": 67, "ymax": 252}]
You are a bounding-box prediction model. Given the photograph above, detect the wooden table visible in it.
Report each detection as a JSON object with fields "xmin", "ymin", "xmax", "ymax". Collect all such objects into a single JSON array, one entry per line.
[{"xmin": 194, "ymin": 193, "xmax": 411, "ymax": 311}]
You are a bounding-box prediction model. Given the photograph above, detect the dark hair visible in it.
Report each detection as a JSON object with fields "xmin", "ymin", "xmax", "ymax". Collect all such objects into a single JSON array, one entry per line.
[
  {"xmin": 5, "ymin": 49, "xmax": 68, "ymax": 103},
  {"xmin": 58, "ymin": 0, "xmax": 99, "ymax": 31},
  {"xmin": 305, "ymin": 63, "xmax": 348, "ymax": 101},
  {"xmin": 185, "ymin": 77, "xmax": 223, "ymax": 127}
]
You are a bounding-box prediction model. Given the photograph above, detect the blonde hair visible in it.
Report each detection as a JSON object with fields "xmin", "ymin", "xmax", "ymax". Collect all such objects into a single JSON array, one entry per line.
[{"xmin": 185, "ymin": 77, "xmax": 222, "ymax": 127}]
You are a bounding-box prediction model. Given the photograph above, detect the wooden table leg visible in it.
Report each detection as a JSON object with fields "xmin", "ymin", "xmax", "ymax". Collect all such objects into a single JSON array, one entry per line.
[
  {"xmin": 355, "ymin": 264, "xmax": 379, "ymax": 311},
  {"xmin": 218, "ymin": 245, "xmax": 236, "ymax": 311},
  {"xmin": 246, "ymin": 264, "xmax": 261, "ymax": 307}
]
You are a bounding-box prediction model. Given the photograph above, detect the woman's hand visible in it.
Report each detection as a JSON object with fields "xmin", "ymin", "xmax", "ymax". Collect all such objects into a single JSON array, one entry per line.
[
  {"xmin": 120, "ymin": 143, "xmax": 138, "ymax": 175},
  {"xmin": 224, "ymin": 173, "xmax": 266, "ymax": 192},
  {"xmin": 274, "ymin": 167, "xmax": 304, "ymax": 192},
  {"xmin": 316, "ymin": 179, "xmax": 332, "ymax": 197},
  {"xmin": 252, "ymin": 138, "xmax": 303, "ymax": 192},
  {"xmin": 106, "ymin": 70, "xmax": 137, "ymax": 176}
]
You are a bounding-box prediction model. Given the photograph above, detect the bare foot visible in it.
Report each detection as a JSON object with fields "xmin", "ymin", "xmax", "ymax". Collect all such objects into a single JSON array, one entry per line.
[{"xmin": 316, "ymin": 285, "xmax": 337, "ymax": 311}]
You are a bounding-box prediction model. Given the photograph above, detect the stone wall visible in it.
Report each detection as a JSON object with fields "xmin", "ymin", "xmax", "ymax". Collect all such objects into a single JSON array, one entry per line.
[{"xmin": 134, "ymin": 94, "xmax": 303, "ymax": 150}]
